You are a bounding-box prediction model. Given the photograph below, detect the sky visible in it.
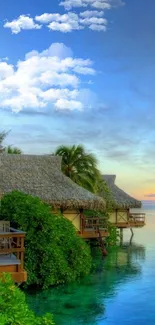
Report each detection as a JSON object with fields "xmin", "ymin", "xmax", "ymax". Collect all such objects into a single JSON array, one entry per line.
[{"xmin": 0, "ymin": 0, "xmax": 155, "ymax": 200}]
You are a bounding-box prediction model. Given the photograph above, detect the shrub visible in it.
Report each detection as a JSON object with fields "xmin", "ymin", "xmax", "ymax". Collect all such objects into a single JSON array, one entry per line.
[
  {"xmin": 0, "ymin": 274, "xmax": 55, "ymax": 325},
  {"xmin": 0, "ymin": 191, "xmax": 92, "ymax": 288}
]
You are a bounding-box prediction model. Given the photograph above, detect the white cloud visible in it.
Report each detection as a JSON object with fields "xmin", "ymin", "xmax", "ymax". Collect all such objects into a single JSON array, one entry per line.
[
  {"xmin": 26, "ymin": 43, "xmax": 73, "ymax": 60},
  {"xmin": 35, "ymin": 13, "xmax": 62, "ymax": 24},
  {"xmin": 35, "ymin": 12, "xmax": 82, "ymax": 32},
  {"xmin": 48, "ymin": 21, "xmax": 78, "ymax": 32},
  {"xmin": 47, "ymin": 13, "xmax": 82, "ymax": 32},
  {"xmin": 89, "ymin": 23, "xmax": 107, "ymax": 31},
  {"xmin": 0, "ymin": 62, "xmax": 14, "ymax": 80},
  {"xmin": 60, "ymin": 0, "xmax": 124, "ymax": 10},
  {"xmin": 80, "ymin": 16, "xmax": 107, "ymax": 25},
  {"xmin": 0, "ymin": 43, "xmax": 96, "ymax": 113},
  {"xmin": 79, "ymin": 10, "xmax": 104, "ymax": 18},
  {"xmin": 73, "ymin": 66, "xmax": 95, "ymax": 75},
  {"xmin": 4, "ymin": 15, "xmax": 41, "ymax": 34},
  {"xmin": 55, "ymin": 98, "xmax": 83, "ymax": 110}
]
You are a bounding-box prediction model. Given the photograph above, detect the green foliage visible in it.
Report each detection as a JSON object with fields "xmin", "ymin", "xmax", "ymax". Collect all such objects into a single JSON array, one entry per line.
[
  {"xmin": 55, "ymin": 144, "xmax": 102, "ymax": 193},
  {"xmin": 106, "ymin": 222, "xmax": 120, "ymax": 246},
  {"xmin": 0, "ymin": 191, "xmax": 92, "ymax": 289},
  {"xmin": 84, "ymin": 209, "xmax": 120, "ymax": 247},
  {"xmin": 0, "ymin": 274, "xmax": 55, "ymax": 325},
  {"xmin": 84, "ymin": 209, "xmax": 109, "ymax": 219},
  {"xmin": 97, "ymin": 179, "xmax": 114, "ymax": 213},
  {"xmin": 5, "ymin": 145, "xmax": 22, "ymax": 154}
]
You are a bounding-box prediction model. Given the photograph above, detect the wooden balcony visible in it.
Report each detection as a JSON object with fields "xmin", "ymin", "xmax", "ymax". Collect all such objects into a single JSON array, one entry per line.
[
  {"xmin": 114, "ymin": 213, "xmax": 146, "ymax": 228},
  {"xmin": 0, "ymin": 225, "xmax": 27, "ymax": 284},
  {"xmin": 79, "ymin": 216, "xmax": 109, "ymax": 239}
]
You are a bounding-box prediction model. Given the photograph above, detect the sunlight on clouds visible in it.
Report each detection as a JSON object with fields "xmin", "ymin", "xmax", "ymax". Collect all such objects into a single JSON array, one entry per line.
[{"xmin": 0, "ymin": 43, "xmax": 96, "ymax": 113}]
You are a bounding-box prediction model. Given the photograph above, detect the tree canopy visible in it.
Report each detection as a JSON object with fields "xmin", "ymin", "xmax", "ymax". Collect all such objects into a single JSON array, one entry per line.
[
  {"xmin": 55, "ymin": 144, "xmax": 102, "ymax": 193},
  {"xmin": 0, "ymin": 191, "xmax": 92, "ymax": 289}
]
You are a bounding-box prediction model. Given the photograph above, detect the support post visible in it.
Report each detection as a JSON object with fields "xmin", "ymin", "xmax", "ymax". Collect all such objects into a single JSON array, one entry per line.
[
  {"xmin": 130, "ymin": 228, "xmax": 134, "ymax": 236},
  {"xmin": 129, "ymin": 228, "xmax": 134, "ymax": 244},
  {"xmin": 120, "ymin": 228, "xmax": 123, "ymax": 245}
]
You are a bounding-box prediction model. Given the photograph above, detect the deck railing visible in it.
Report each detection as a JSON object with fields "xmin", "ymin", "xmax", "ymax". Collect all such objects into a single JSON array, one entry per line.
[
  {"xmin": 82, "ymin": 216, "xmax": 108, "ymax": 232},
  {"xmin": 129, "ymin": 213, "xmax": 145, "ymax": 224},
  {"xmin": 0, "ymin": 227, "xmax": 26, "ymax": 270}
]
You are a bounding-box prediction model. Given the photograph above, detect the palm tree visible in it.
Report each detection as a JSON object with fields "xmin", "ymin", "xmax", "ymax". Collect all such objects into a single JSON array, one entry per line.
[
  {"xmin": 55, "ymin": 145, "xmax": 102, "ymax": 193},
  {"xmin": 0, "ymin": 130, "xmax": 22, "ymax": 154},
  {"xmin": 0, "ymin": 130, "xmax": 8, "ymax": 153}
]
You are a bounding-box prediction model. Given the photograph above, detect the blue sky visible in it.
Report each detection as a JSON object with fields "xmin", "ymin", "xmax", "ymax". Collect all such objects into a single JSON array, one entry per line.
[{"xmin": 0, "ymin": 0, "xmax": 155, "ymax": 199}]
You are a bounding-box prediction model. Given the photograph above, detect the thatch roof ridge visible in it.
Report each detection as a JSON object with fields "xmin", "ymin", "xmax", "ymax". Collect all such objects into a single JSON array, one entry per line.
[
  {"xmin": 102, "ymin": 174, "xmax": 141, "ymax": 209},
  {"xmin": 0, "ymin": 154, "xmax": 105, "ymax": 211}
]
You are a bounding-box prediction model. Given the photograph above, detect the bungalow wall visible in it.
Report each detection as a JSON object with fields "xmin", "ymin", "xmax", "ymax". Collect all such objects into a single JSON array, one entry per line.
[
  {"xmin": 52, "ymin": 208, "xmax": 81, "ymax": 232},
  {"xmin": 63, "ymin": 210, "xmax": 81, "ymax": 232},
  {"xmin": 109, "ymin": 209, "xmax": 129, "ymax": 224}
]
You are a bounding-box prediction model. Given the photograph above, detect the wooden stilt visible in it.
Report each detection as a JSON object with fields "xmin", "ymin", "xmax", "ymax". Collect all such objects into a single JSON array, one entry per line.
[
  {"xmin": 120, "ymin": 228, "xmax": 123, "ymax": 245},
  {"xmin": 97, "ymin": 229, "xmax": 107, "ymax": 256},
  {"xmin": 129, "ymin": 228, "xmax": 134, "ymax": 244},
  {"xmin": 130, "ymin": 228, "xmax": 134, "ymax": 236}
]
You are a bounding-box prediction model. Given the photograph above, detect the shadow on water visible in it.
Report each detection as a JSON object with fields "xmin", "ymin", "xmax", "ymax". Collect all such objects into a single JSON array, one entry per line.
[{"xmin": 26, "ymin": 240, "xmax": 145, "ymax": 325}]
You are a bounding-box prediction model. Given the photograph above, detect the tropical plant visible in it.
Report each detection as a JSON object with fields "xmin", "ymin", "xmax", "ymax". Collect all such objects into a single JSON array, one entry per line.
[
  {"xmin": 0, "ymin": 130, "xmax": 8, "ymax": 152},
  {"xmin": 0, "ymin": 130, "xmax": 22, "ymax": 154},
  {"xmin": 0, "ymin": 273, "xmax": 55, "ymax": 325},
  {"xmin": 55, "ymin": 144, "xmax": 102, "ymax": 193},
  {"xmin": 5, "ymin": 145, "xmax": 22, "ymax": 154},
  {"xmin": 0, "ymin": 191, "xmax": 92, "ymax": 289}
]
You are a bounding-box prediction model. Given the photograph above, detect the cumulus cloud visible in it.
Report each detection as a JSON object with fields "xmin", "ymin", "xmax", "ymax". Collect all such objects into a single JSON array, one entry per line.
[
  {"xmin": 4, "ymin": 0, "xmax": 124, "ymax": 34},
  {"xmin": 60, "ymin": 0, "xmax": 124, "ymax": 10},
  {"xmin": 26, "ymin": 43, "xmax": 73, "ymax": 60},
  {"xmin": 0, "ymin": 43, "xmax": 96, "ymax": 113},
  {"xmin": 79, "ymin": 10, "xmax": 104, "ymax": 18},
  {"xmin": 54, "ymin": 99, "xmax": 83, "ymax": 110},
  {"xmin": 4, "ymin": 15, "xmax": 41, "ymax": 34},
  {"xmin": 0, "ymin": 62, "xmax": 14, "ymax": 80},
  {"xmin": 80, "ymin": 16, "xmax": 107, "ymax": 30},
  {"xmin": 35, "ymin": 12, "xmax": 82, "ymax": 32}
]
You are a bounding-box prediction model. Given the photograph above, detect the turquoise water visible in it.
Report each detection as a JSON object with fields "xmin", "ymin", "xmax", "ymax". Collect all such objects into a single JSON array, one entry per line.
[{"xmin": 27, "ymin": 205, "xmax": 155, "ymax": 325}]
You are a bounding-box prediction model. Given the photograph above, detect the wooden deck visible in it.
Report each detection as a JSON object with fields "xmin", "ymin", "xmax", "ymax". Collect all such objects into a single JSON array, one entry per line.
[
  {"xmin": 113, "ymin": 213, "xmax": 146, "ymax": 229},
  {"xmin": 79, "ymin": 216, "xmax": 109, "ymax": 239},
  {"xmin": 79, "ymin": 229, "xmax": 109, "ymax": 239},
  {"xmin": 0, "ymin": 226, "xmax": 27, "ymax": 283}
]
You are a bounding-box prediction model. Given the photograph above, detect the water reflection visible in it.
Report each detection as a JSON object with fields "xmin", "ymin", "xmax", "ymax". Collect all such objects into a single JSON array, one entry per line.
[{"xmin": 27, "ymin": 242, "xmax": 145, "ymax": 325}]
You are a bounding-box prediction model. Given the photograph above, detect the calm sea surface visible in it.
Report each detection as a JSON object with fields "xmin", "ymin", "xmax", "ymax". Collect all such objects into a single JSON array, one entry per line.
[{"xmin": 27, "ymin": 204, "xmax": 155, "ymax": 325}]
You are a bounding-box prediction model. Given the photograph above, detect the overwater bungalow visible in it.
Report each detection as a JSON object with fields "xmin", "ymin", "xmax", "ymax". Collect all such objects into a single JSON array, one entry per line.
[
  {"xmin": 0, "ymin": 154, "xmax": 107, "ymax": 242},
  {"xmin": 102, "ymin": 175, "xmax": 145, "ymax": 232}
]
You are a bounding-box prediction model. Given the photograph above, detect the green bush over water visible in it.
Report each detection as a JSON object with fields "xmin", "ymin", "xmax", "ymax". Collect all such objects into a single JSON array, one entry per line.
[
  {"xmin": 0, "ymin": 274, "xmax": 55, "ymax": 325},
  {"xmin": 0, "ymin": 191, "xmax": 92, "ymax": 289}
]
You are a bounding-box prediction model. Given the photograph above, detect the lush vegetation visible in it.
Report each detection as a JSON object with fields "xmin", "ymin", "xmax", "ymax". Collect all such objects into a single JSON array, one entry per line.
[
  {"xmin": 0, "ymin": 274, "xmax": 55, "ymax": 325},
  {"xmin": 0, "ymin": 130, "xmax": 22, "ymax": 154},
  {"xmin": 5, "ymin": 145, "xmax": 22, "ymax": 154},
  {"xmin": 0, "ymin": 191, "xmax": 92, "ymax": 289},
  {"xmin": 55, "ymin": 144, "xmax": 102, "ymax": 193}
]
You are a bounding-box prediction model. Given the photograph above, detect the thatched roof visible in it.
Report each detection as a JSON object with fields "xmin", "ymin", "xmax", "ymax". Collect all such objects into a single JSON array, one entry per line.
[
  {"xmin": 0, "ymin": 154, "xmax": 106, "ymax": 211},
  {"xmin": 102, "ymin": 175, "xmax": 141, "ymax": 209}
]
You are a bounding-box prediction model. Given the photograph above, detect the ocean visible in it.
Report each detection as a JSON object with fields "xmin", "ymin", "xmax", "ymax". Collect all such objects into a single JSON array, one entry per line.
[{"xmin": 27, "ymin": 203, "xmax": 155, "ymax": 325}]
